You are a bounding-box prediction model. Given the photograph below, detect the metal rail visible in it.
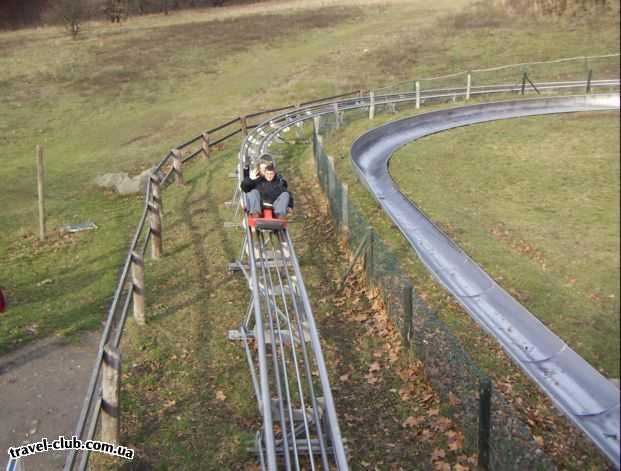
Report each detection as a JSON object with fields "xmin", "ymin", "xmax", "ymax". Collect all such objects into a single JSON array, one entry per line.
[{"xmin": 230, "ymin": 191, "xmax": 348, "ymax": 469}]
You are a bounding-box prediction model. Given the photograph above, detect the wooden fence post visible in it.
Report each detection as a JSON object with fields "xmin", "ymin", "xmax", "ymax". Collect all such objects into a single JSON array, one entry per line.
[
  {"xmin": 171, "ymin": 148, "xmax": 184, "ymax": 186},
  {"xmin": 36, "ymin": 145, "xmax": 46, "ymax": 241},
  {"xmin": 369, "ymin": 90, "xmax": 375, "ymax": 120},
  {"xmin": 201, "ymin": 132, "xmax": 210, "ymax": 160},
  {"xmin": 466, "ymin": 72, "xmax": 472, "ymax": 101},
  {"xmin": 151, "ymin": 174, "xmax": 162, "ymax": 214},
  {"xmin": 102, "ymin": 345, "xmax": 121, "ymax": 444},
  {"xmin": 148, "ymin": 201, "xmax": 162, "ymax": 260},
  {"xmin": 131, "ymin": 251, "xmax": 145, "ymax": 325},
  {"xmin": 240, "ymin": 116, "xmax": 248, "ymax": 137},
  {"xmin": 415, "ymin": 81, "xmax": 421, "ymax": 109}
]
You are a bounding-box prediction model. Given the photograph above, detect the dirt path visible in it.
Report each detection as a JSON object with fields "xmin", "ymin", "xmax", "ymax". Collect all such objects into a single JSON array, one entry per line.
[{"xmin": 0, "ymin": 331, "xmax": 100, "ymax": 470}]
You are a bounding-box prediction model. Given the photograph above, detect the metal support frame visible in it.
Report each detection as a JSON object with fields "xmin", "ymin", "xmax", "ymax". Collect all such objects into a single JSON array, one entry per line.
[{"xmin": 230, "ymin": 190, "xmax": 348, "ymax": 470}]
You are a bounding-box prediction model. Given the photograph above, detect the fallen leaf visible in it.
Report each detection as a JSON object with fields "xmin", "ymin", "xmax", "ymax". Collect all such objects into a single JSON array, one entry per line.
[
  {"xmin": 449, "ymin": 441, "xmax": 462, "ymax": 451},
  {"xmin": 369, "ymin": 361, "xmax": 381, "ymax": 372},
  {"xmin": 433, "ymin": 462, "xmax": 450, "ymax": 471},
  {"xmin": 216, "ymin": 390, "xmax": 226, "ymax": 401},
  {"xmin": 448, "ymin": 391, "xmax": 461, "ymax": 406},
  {"xmin": 339, "ymin": 373, "xmax": 349, "ymax": 382},
  {"xmin": 431, "ymin": 448, "xmax": 446, "ymax": 461},
  {"xmin": 402, "ymin": 416, "xmax": 423, "ymax": 428}
]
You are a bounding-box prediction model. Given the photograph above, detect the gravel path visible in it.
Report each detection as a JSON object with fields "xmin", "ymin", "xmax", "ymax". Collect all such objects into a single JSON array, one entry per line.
[{"xmin": 0, "ymin": 331, "xmax": 100, "ymax": 470}]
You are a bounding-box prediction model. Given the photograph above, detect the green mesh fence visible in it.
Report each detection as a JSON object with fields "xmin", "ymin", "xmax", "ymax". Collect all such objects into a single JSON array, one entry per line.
[
  {"xmin": 489, "ymin": 390, "xmax": 557, "ymax": 470},
  {"xmin": 311, "ymin": 112, "xmax": 561, "ymax": 469}
]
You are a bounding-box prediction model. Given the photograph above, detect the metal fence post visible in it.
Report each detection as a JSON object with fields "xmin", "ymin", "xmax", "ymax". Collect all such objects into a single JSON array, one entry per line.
[
  {"xmin": 466, "ymin": 73, "xmax": 472, "ymax": 101},
  {"xmin": 201, "ymin": 132, "xmax": 210, "ymax": 160},
  {"xmin": 102, "ymin": 345, "xmax": 121, "ymax": 444},
  {"xmin": 478, "ymin": 377, "xmax": 492, "ymax": 469},
  {"xmin": 148, "ymin": 202, "xmax": 162, "ymax": 260},
  {"xmin": 327, "ymin": 155, "xmax": 336, "ymax": 212},
  {"xmin": 521, "ymin": 72, "xmax": 527, "ymax": 95},
  {"xmin": 586, "ymin": 69, "xmax": 593, "ymax": 94},
  {"xmin": 131, "ymin": 251, "xmax": 145, "ymax": 325},
  {"xmin": 341, "ymin": 182, "xmax": 349, "ymax": 236},
  {"xmin": 333, "ymin": 102, "xmax": 340, "ymax": 129},
  {"xmin": 402, "ymin": 282, "xmax": 413, "ymax": 346},
  {"xmin": 171, "ymin": 148, "xmax": 184, "ymax": 186},
  {"xmin": 369, "ymin": 90, "xmax": 375, "ymax": 120},
  {"xmin": 415, "ymin": 81, "xmax": 421, "ymax": 109},
  {"xmin": 365, "ymin": 226, "xmax": 374, "ymax": 281}
]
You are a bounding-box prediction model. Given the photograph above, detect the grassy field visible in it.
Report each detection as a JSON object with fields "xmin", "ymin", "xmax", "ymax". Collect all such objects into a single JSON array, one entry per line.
[{"xmin": 391, "ymin": 112, "xmax": 620, "ymax": 377}]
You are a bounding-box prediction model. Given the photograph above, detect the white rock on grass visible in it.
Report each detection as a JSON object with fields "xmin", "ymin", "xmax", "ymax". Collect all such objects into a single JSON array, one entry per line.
[{"xmin": 95, "ymin": 167, "xmax": 155, "ymax": 194}]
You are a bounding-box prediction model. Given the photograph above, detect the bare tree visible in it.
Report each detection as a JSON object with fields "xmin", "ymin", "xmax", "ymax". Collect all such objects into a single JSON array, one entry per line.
[{"xmin": 54, "ymin": 0, "xmax": 84, "ymax": 38}]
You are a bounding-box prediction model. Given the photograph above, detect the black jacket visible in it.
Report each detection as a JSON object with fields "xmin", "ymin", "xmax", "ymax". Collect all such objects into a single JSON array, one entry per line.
[{"xmin": 241, "ymin": 173, "xmax": 294, "ymax": 209}]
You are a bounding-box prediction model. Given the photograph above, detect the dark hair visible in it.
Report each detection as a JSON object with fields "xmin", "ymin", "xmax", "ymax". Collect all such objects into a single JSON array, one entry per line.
[{"xmin": 264, "ymin": 164, "xmax": 275, "ymax": 172}]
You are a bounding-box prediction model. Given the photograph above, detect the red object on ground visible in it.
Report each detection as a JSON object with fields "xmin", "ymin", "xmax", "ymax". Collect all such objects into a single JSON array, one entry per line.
[
  {"xmin": 248, "ymin": 207, "xmax": 288, "ymax": 231},
  {"xmin": 0, "ymin": 288, "xmax": 6, "ymax": 313}
]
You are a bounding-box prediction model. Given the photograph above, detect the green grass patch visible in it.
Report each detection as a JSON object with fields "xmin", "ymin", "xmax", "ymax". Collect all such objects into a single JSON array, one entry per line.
[
  {"xmin": 106, "ymin": 145, "xmax": 257, "ymax": 469},
  {"xmin": 391, "ymin": 112, "xmax": 620, "ymax": 377}
]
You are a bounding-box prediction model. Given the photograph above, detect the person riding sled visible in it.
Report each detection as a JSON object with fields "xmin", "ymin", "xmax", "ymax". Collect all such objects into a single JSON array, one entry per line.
[{"xmin": 241, "ymin": 162, "xmax": 293, "ymax": 218}]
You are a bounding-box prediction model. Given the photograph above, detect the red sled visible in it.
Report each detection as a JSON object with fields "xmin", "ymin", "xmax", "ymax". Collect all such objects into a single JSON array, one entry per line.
[{"xmin": 248, "ymin": 203, "xmax": 288, "ymax": 231}]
